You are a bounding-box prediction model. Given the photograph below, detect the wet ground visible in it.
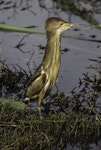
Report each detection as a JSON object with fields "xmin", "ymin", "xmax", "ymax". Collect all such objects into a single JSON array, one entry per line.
[{"xmin": 0, "ymin": 0, "xmax": 101, "ymax": 149}]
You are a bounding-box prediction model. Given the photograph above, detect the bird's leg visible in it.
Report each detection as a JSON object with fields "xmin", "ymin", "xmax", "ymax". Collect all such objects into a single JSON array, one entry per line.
[
  {"xmin": 38, "ymin": 104, "xmax": 42, "ymax": 119},
  {"xmin": 38, "ymin": 91, "xmax": 45, "ymax": 119}
]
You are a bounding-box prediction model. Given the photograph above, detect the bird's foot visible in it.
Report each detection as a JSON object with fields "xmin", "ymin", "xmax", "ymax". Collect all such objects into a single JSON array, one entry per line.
[{"xmin": 39, "ymin": 115, "xmax": 44, "ymax": 120}]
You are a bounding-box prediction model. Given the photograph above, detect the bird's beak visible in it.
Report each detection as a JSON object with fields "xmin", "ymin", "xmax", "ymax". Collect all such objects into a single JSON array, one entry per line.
[
  {"xmin": 69, "ymin": 23, "xmax": 80, "ymax": 28},
  {"xmin": 62, "ymin": 22, "xmax": 80, "ymax": 29}
]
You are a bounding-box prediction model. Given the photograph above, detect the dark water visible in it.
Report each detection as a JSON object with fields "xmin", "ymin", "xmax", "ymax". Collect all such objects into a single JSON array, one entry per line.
[
  {"xmin": 0, "ymin": 0, "xmax": 101, "ymax": 149},
  {"xmin": 0, "ymin": 0, "xmax": 101, "ymax": 93}
]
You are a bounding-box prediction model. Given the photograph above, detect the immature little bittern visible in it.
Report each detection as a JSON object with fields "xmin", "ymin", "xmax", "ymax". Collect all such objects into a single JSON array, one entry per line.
[{"xmin": 24, "ymin": 17, "xmax": 78, "ymax": 118}]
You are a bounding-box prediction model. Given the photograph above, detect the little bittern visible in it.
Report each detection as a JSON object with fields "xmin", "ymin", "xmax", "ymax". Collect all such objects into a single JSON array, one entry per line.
[{"xmin": 24, "ymin": 17, "xmax": 78, "ymax": 118}]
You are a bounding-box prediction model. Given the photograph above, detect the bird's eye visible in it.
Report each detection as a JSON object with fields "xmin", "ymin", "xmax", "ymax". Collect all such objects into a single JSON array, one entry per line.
[{"xmin": 60, "ymin": 23, "xmax": 64, "ymax": 25}]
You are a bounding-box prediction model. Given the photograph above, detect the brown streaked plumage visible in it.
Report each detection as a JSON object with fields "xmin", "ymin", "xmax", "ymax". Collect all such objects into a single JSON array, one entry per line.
[{"xmin": 24, "ymin": 17, "xmax": 78, "ymax": 118}]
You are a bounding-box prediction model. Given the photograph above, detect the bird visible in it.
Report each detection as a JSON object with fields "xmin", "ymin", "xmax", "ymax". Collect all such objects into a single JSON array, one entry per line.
[{"xmin": 24, "ymin": 17, "xmax": 78, "ymax": 118}]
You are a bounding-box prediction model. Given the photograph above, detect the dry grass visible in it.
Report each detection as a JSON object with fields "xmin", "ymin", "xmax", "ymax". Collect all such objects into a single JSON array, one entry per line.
[
  {"xmin": 0, "ymin": 105, "xmax": 101, "ymax": 150},
  {"xmin": 0, "ymin": 59, "xmax": 101, "ymax": 149}
]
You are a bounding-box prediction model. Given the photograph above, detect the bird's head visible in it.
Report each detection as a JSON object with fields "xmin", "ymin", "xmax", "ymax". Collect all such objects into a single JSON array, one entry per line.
[{"xmin": 45, "ymin": 17, "xmax": 78, "ymax": 35}]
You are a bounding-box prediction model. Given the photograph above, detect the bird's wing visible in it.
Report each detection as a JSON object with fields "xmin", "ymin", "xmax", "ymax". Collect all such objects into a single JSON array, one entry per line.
[
  {"xmin": 25, "ymin": 66, "xmax": 48, "ymax": 98},
  {"xmin": 26, "ymin": 66, "xmax": 45, "ymax": 86}
]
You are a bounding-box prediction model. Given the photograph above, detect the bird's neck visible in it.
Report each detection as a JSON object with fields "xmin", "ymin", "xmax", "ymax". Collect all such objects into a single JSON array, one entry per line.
[{"xmin": 42, "ymin": 31, "xmax": 61, "ymax": 69}]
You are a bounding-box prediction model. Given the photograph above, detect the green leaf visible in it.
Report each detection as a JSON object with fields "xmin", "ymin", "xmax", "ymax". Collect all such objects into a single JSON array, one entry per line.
[
  {"xmin": 0, "ymin": 98, "xmax": 27, "ymax": 112},
  {"xmin": 0, "ymin": 23, "xmax": 45, "ymax": 34}
]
